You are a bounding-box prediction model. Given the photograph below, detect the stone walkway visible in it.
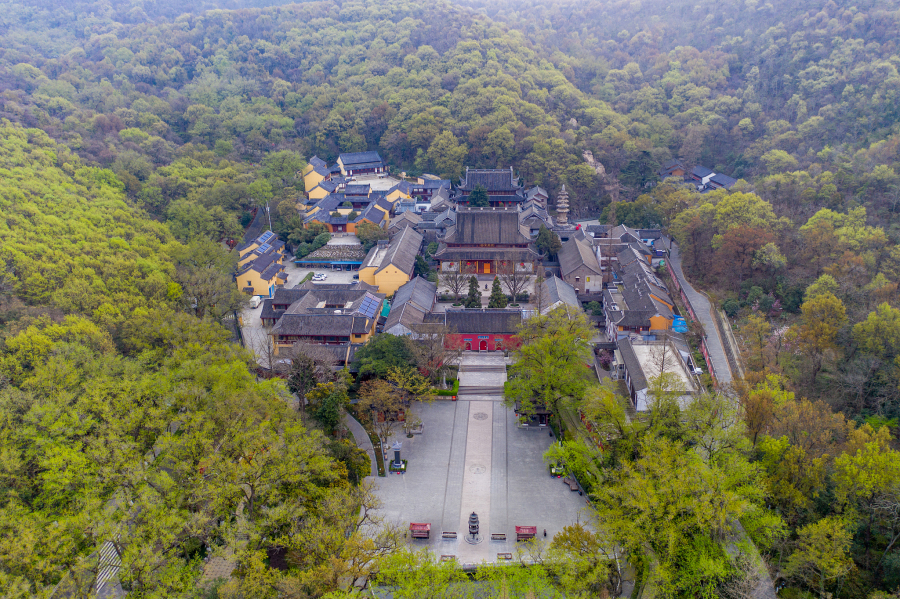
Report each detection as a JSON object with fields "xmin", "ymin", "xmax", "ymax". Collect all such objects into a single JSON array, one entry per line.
[
  {"xmin": 664, "ymin": 239, "xmax": 733, "ymax": 384},
  {"xmin": 344, "ymin": 413, "xmax": 377, "ymax": 478}
]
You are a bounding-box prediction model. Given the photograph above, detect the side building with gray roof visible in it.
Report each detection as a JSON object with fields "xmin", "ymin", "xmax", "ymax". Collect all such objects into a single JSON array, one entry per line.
[{"xmin": 383, "ymin": 276, "xmax": 438, "ymax": 337}]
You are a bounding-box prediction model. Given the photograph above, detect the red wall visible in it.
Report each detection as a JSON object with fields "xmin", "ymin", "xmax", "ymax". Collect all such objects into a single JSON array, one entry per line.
[{"xmin": 447, "ymin": 333, "xmax": 520, "ymax": 351}]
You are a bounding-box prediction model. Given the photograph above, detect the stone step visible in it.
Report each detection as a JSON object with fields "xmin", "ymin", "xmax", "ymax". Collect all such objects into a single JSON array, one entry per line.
[
  {"xmin": 459, "ymin": 365, "xmax": 507, "ymax": 372},
  {"xmin": 458, "ymin": 386, "xmax": 506, "ymax": 395}
]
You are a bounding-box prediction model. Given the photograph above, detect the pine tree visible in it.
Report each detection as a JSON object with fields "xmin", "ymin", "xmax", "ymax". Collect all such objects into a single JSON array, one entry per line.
[
  {"xmin": 464, "ymin": 275, "xmax": 481, "ymax": 308},
  {"xmin": 488, "ymin": 276, "xmax": 508, "ymax": 308}
]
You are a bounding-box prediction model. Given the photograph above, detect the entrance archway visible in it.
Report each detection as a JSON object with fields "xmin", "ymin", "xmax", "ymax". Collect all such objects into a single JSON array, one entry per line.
[
  {"xmin": 479, "ymin": 340, "xmax": 488, "ymax": 351},
  {"xmin": 465, "ymin": 341, "xmax": 472, "ymax": 350}
]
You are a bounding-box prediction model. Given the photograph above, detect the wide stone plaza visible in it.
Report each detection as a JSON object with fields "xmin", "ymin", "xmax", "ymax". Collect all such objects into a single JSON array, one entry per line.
[{"xmin": 370, "ymin": 353, "xmax": 591, "ymax": 565}]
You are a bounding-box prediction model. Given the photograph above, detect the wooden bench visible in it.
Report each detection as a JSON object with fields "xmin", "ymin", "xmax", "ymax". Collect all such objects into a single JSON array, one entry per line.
[
  {"xmin": 441, "ymin": 531, "xmax": 457, "ymax": 539},
  {"xmin": 563, "ymin": 478, "xmax": 579, "ymax": 491},
  {"xmin": 497, "ymin": 553, "xmax": 513, "ymax": 560},
  {"xmin": 490, "ymin": 533, "xmax": 507, "ymax": 541}
]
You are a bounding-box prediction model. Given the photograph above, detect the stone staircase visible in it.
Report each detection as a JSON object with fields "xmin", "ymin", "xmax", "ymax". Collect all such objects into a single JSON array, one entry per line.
[{"xmin": 457, "ymin": 385, "xmax": 506, "ymax": 396}]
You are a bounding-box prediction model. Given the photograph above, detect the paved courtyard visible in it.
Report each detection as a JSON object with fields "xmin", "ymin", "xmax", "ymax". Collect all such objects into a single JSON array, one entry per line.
[{"xmin": 372, "ymin": 353, "xmax": 591, "ymax": 565}]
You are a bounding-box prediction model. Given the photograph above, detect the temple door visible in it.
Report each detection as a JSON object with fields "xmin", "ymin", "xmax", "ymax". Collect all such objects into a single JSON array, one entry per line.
[
  {"xmin": 480, "ymin": 340, "xmax": 488, "ymax": 351},
  {"xmin": 483, "ymin": 262, "xmax": 491, "ymax": 274}
]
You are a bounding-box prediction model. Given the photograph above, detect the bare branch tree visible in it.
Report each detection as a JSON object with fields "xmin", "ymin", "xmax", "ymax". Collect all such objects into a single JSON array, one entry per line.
[
  {"xmin": 357, "ymin": 379, "xmax": 404, "ymax": 446},
  {"xmin": 285, "ymin": 341, "xmax": 338, "ymax": 412},
  {"xmin": 438, "ymin": 268, "xmax": 467, "ymax": 301},
  {"xmin": 246, "ymin": 329, "xmax": 279, "ymax": 371},
  {"xmin": 497, "ymin": 252, "xmax": 534, "ymax": 301},
  {"xmin": 531, "ymin": 274, "xmax": 547, "ymax": 314},
  {"xmin": 407, "ymin": 323, "xmax": 461, "ymax": 385}
]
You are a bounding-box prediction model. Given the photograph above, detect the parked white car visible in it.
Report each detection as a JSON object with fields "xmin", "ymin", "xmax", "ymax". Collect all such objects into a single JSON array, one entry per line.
[
  {"xmin": 312, "ymin": 273, "xmax": 327, "ymax": 281},
  {"xmin": 249, "ymin": 296, "xmax": 262, "ymax": 308}
]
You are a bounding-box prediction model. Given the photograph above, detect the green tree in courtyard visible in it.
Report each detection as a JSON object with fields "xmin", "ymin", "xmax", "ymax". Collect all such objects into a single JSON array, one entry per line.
[
  {"xmin": 504, "ymin": 306, "xmax": 593, "ymax": 433},
  {"xmin": 487, "ymin": 276, "xmax": 507, "ymax": 308},
  {"xmin": 464, "ymin": 275, "xmax": 481, "ymax": 308}
]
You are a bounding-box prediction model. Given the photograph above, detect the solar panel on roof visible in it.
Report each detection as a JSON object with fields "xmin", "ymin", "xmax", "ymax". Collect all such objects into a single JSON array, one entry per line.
[
  {"xmin": 258, "ymin": 243, "xmax": 272, "ymax": 253},
  {"xmin": 257, "ymin": 231, "xmax": 274, "ymax": 244},
  {"xmin": 357, "ymin": 293, "xmax": 380, "ymax": 319}
]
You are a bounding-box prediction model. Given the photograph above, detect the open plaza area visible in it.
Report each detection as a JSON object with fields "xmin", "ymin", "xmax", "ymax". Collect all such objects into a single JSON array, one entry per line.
[{"xmin": 370, "ymin": 354, "xmax": 591, "ymax": 565}]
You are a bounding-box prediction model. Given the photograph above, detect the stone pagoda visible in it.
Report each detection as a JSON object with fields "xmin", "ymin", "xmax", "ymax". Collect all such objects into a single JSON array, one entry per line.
[{"xmin": 556, "ymin": 184, "xmax": 570, "ymax": 226}]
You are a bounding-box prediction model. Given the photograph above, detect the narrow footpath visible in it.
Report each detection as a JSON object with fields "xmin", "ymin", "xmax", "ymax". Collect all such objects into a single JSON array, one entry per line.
[
  {"xmin": 344, "ymin": 413, "xmax": 377, "ymax": 478},
  {"xmin": 663, "ymin": 238, "xmax": 734, "ymax": 385}
]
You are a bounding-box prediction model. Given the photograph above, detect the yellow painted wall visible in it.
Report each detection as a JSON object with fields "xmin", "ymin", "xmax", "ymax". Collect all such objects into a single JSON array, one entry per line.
[
  {"xmin": 346, "ymin": 217, "xmax": 384, "ymax": 234},
  {"xmin": 302, "ymin": 165, "xmax": 325, "ymax": 191},
  {"xmin": 238, "ymin": 267, "xmax": 285, "ymax": 297},
  {"xmin": 649, "ymin": 315, "xmax": 672, "ymax": 330},
  {"xmin": 372, "ymin": 265, "xmax": 411, "ymax": 296},
  {"xmin": 238, "ymin": 242, "xmax": 259, "ymax": 260},
  {"xmin": 358, "ymin": 266, "xmax": 377, "ymax": 288},
  {"xmin": 386, "ymin": 188, "xmax": 410, "ymax": 202}
]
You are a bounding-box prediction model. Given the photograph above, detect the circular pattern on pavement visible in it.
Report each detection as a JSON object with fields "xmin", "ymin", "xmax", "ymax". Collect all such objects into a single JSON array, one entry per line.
[
  {"xmin": 469, "ymin": 464, "xmax": 486, "ymax": 474},
  {"xmin": 472, "ymin": 412, "xmax": 489, "ymax": 420}
]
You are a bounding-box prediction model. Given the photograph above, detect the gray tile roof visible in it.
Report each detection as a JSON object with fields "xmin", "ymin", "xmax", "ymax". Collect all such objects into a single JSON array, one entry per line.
[
  {"xmin": 339, "ymin": 151, "xmax": 384, "ymax": 166},
  {"xmin": 375, "ymin": 197, "xmax": 393, "ymax": 212},
  {"xmin": 441, "ymin": 209, "xmax": 532, "ymax": 245},
  {"xmin": 239, "ymin": 252, "xmax": 280, "ymax": 276},
  {"xmin": 360, "ymin": 226, "xmax": 423, "ymax": 276},
  {"xmin": 618, "ymin": 338, "xmax": 648, "ymax": 391},
  {"xmin": 460, "ymin": 167, "xmax": 518, "ymax": 191},
  {"xmin": 345, "ymin": 184, "xmax": 371, "ymax": 195},
  {"xmin": 271, "ymin": 286, "xmax": 386, "ymax": 338},
  {"xmin": 273, "ymin": 313, "xmax": 372, "ymax": 336},
  {"xmin": 691, "ymin": 166, "xmax": 714, "ymax": 179},
  {"xmin": 585, "ymin": 224, "xmax": 612, "ymax": 237},
  {"xmin": 543, "ymin": 276, "xmax": 579, "ymax": 307},
  {"xmin": 708, "ymin": 173, "xmax": 737, "ymax": 188},
  {"xmin": 389, "ymin": 211, "xmax": 423, "ymax": 230},
  {"xmin": 391, "ymin": 276, "xmax": 436, "ymax": 312},
  {"xmin": 444, "ymin": 309, "xmax": 522, "ymax": 334},
  {"xmin": 558, "ymin": 236, "xmax": 602, "ymax": 277},
  {"xmin": 383, "ymin": 302, "xmax": 427, "ymax": 334},
  {"xmin": 525, "ymin": 185, "xmax": 548, "ymax": 201}
]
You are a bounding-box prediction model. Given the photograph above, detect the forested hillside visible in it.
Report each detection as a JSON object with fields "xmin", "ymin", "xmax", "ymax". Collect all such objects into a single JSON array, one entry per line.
[
  {"xmin": 0, "ymin": 0, "xmax": 672, "ymax": 228},
  {"xmin": 0, "ymin": 121, "xmax": 379, "ymax": 598},
  {"xmin": 2, "ymin": 0, "xmax": 900, "ymax": 597},
  {"xmin": 459, "ymin": 0, "xmax": 900, "ymax": 181}
]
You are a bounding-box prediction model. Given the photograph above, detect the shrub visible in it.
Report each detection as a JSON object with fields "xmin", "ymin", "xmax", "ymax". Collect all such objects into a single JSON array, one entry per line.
[
  {"xmin": 756, "ymin": 294, "xmax": 776, "ymax": 314},
  {"xmin": 744, "ymin": 285, "xmax": 764, "ymax": 306},
  {"xmin": 722, "ymin": 298, "xmax": 741, "ymax": 318},
  {"xmin": 433, "ymin": 379, "xmax": 460, "ymax": 396}
]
